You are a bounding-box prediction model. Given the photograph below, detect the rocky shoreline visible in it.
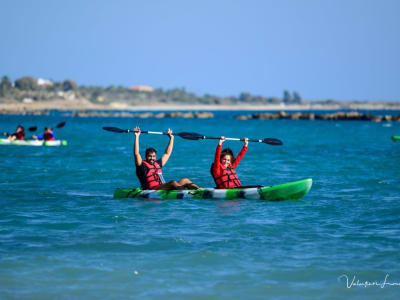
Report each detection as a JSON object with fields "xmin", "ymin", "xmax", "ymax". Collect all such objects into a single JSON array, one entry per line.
[
  {"xmin": 1, "ymin": 98, "xmax": 400, "ymax": 116},
  {"xmin": 63, "ymin": 111, "xmax": 214, "ymax": 118},
  {"xmin": 236, "ymin": 111, "xmax": 400, "ymax": 122},
  {"xmin": 1, "ymin": 100, "xmax": 400, "ymax": 121}
]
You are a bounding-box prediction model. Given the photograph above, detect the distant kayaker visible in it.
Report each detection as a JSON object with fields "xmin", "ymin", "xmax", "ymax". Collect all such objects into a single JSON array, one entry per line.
[
  {"xmin": 133, "ymin": 126, "xmax": 200, "ymax": 190},
  {"xmin": 211, "ymin": 136, "xmax": 248, "ymax": 189},
  {"xmin": 33, "ymin": 127, "xmax": 56, "ymax": 141},
  {"xmin": 7, "ymin": 125, "xmax": 25, "ymax": 141}
]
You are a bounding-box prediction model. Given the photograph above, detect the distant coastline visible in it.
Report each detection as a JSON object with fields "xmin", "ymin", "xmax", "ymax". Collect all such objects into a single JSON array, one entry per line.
[
  {"xmin": 1, "ymin": 75, "xmax": 400, "ymax": 114},
  {"xmin": 2, "ymin": 100, "xmax": 400, "ymax": 115}
]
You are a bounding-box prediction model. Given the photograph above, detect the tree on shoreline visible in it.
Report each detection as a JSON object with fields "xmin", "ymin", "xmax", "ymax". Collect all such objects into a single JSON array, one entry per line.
[
  {"xmin": 15, "ymin": 76, "xmax": 38, "ymax": 91},
  {"xmin": 0, "ymin": 76, "xmax": 12, "ymax": 96}
]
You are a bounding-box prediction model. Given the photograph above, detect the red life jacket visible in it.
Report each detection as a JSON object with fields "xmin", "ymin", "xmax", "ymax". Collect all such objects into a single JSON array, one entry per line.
[
  {"xmin": 44, "ymin": 132, "xmax": 55, "ymax": 141},
  {"xmin": 142, "ymin": 161, "xmax": 163, "ymax": 190},
  {"xmin": 211, "ymin": 163, "xmax": 241, "ymax": 189},
  {"xmin": 15, "ymin": 132, "xmax": 25, "ymax": 140}
]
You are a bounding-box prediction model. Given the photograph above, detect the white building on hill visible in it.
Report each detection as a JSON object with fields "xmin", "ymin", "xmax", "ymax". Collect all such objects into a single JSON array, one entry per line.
[{"xmin": 37, "ymin": 78, "xmax": 53, "ymax": 86}]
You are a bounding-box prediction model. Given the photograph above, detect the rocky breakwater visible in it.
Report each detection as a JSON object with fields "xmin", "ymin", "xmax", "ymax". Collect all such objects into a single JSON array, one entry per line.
[
  {"xmin": 65, "ymin": 111, "xmax": 214, "ymax": 118},
  {"xmin": 236, "ymin": 111, "xmax": 400, "ymax": 122},
  {"xmin": 0, "ymin": 109, "xmax": 50, "ymax": 116}
]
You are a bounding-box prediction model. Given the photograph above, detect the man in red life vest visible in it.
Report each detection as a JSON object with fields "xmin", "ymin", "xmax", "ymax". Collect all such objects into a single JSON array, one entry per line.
[
  {"xmin": 7, "ymin": 125, "xmax": 25, "ymax": 141},
  {"xmin": 211, "ymin": 136, "xmax": 248, "ymax": 189},
  {"xmin": 133, "ymin": 127, "xmax": 200, "ymax": 190}
]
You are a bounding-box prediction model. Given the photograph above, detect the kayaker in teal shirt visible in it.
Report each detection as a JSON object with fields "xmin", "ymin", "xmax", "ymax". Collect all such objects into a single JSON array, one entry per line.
[{"xmin": 133, "ymin": 126, "xmax": 200, "ymax": 190}]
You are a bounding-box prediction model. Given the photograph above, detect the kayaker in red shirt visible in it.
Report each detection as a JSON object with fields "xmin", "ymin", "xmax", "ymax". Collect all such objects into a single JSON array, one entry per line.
[
  {"xmin": 211, "ymin": 136, "xmax": 248, "ymax": 189},
  {"xmin": 8, "ymin": 125, "xmax": 25, "ymax": 141},
  {"xmin": 133, "ymin": 126, "xmax": 200, "ymax": 190}
]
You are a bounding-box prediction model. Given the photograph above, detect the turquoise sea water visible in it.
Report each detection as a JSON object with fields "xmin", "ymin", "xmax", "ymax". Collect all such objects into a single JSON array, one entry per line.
[{"xmin": 1, "ymin": 111, "xmax": 400, "ymax": 299}]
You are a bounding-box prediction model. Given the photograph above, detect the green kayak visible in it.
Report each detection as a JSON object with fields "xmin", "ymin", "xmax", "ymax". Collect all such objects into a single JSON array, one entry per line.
[
  {"xmin": 392, "ymin": 136, "xmax": 400, "ymax": 142},
  {"xmin": 0, "ymin": 138, "xmax": 67, "ymax": 146},
  {"xmin": 114, "ymin": 178, "xmax": 312, "ymax": 201}
]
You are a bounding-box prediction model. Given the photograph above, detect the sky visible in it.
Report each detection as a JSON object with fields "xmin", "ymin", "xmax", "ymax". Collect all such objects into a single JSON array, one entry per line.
[{"xmin": 1, "ymin": 0, "xmax": 399, "ymax": 101}]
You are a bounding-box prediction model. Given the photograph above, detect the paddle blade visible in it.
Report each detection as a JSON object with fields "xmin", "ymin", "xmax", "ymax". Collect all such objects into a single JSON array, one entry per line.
[
  {"xmin": 263, "ymin": 138, "xmax": 283, "ymax": 146},
  {"xmin": 103, "ymin": 126, "xmax": 128, "ymax": 133},
  {"xmin": 28, "ymin": 126, "xmax": 37, "ymax": 132},
  {"xmin": 177, "ymin": 132, "xmax": 204, "ymax": 140},
  {"xmin": 56, "ymin": 122, "xmax": 66, "ymax": 129}
]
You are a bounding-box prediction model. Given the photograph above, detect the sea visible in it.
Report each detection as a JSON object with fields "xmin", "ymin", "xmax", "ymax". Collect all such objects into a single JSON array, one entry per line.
[{"xmin": 1, "ymin": 110, "xmax": 399, "ymax": 299}]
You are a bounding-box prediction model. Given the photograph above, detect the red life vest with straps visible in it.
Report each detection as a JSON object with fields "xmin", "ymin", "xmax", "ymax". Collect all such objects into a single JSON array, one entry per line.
[
  {"xmin": 211, "ymin": 163, "xmax": 241, "ymax": 189},
  {"xmin": 15, "ymin": 132, "xmax": 25, "ymax": 140},
  {"xmin": 142, "ymin": 161, "xmax": 163, "ymax": 190},
  {"xmin": 44, "ymin": 132, "xmax": 55, "ymax": 141}
]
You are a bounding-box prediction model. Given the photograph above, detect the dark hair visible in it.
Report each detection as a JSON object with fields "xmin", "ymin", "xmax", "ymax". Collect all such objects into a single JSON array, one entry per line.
[
  {"xmin": 220, "ymin": 148, "xmax": 235, "ymax": 162},
  {"xmin": 145, "ymin": 147, "xmax": 157, "ymax": 156},
  {"xmin": 17, "ymin": 125, "xmax": 25, "ymax": 132}
]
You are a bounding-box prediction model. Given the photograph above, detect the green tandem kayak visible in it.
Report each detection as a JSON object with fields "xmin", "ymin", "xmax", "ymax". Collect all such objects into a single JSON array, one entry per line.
[
  {"xmin": 0, "ymin": 138, "xmax": 67, "ymax": 146},
  {"xmin": 392, "ymin": 136, "xmax": 400, "ymax": 142},
  {"xmin": 114, "ymin": 178, "xmax": 312, "ymax": 201}
]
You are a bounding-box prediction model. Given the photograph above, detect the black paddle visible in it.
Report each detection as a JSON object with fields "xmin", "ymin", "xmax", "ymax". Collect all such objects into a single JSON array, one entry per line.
[
  {"xmin": 55, "ymin": 121, "xmax": 66, "ymax": 129},
  {"xmin": 102, "ymin": 127, "xmax": 203, "ymax": 140},
  {"xmin": 29, "ymin": 122, "xmax": 66, "ymax": 131},
  {"xmin": 102, "ymin": 127, "xmax": 283, "ymax": 145},
  {"xmin": 202, "ymin": 136, "xmax": 283, "ymax": 146}
]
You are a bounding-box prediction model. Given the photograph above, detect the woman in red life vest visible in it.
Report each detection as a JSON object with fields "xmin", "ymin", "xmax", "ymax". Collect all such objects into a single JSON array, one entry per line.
[
  {"xmin": 8, "ymin": 125, "xmax": 25, "ymax": 141},
  {"xmin": 133, "ymin": 126, "xmax": 200, "ymax": 190},
  {"xmin": 211, "ymin": 136, "xmax": 248, "ymax": 189}
]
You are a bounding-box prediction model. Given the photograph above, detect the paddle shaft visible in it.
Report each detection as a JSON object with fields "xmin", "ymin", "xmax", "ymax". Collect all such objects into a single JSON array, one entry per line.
[
  {"xmin": 126, "ymin": 130, "xmax": 176, "ymax": 136},
  {"xmin": 203, "ymin": 136, "xmax": 264, "ymax": 143},
  {"xmin": 142, "ymin": 132, "xmax": 271, "ymax": 144},
  {"xmin": 137, "ymin": 131, "xmax": 260, "ymax": 142}
]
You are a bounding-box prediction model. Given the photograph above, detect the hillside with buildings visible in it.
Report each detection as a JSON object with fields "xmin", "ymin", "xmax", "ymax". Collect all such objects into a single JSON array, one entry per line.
[{"xmin": 1, "ymin": 75, "xmax": 400, "ymax": 113}]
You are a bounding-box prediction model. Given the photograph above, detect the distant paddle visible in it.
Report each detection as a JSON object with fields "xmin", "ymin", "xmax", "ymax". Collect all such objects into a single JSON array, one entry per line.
[
  {"xmin": 30, "ymin": 122, "xmax": 66, "ymax": 131},
  {"xmin": 56, "ymin": 121, "xmax": 66, "ymax": 129},
  {"xmin": 102, "ymin": 127, "xmax": 282, "ymax": 145}
]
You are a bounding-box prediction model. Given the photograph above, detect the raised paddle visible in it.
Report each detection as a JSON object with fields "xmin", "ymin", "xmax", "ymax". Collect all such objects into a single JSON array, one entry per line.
[
  {"xmin": 102, "ymin": 127, "xmax": 283, "ymax": 145},
  {"xmin": 201, "ymin": 136, "xmax": 283, "ymax": 146},
  {"xmin": 102, "ymin": 127, "xmax": 204, "ymax": 140}
]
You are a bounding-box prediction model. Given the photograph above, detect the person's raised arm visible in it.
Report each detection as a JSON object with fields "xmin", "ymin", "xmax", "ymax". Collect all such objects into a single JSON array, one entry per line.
[
  {"xmin": 232, "ymin": 138, "xmax": 248, "ymax": 168},
  {"xmin": 133, "ymin": 126, "xmax": 142, "ymax": 167},
  {"xmin": 213, "ymin": 136, "xmax": 225, "ymax": 175},
  {"xmin": 161, "ymin": 128, "xmax": 174, "ymax": 166}
]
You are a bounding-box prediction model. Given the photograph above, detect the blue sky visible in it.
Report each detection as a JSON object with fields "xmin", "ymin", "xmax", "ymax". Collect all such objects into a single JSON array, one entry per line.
[{"xmin": 1, "ymin": 0, "xmax": 399, "ymax": 101}]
